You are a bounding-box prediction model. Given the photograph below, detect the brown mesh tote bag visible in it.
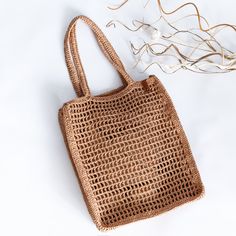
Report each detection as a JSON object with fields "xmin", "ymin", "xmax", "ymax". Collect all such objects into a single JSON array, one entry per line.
[{"xmin": 59, "ymin": 15, "xmax": 204, "ymax": 231}]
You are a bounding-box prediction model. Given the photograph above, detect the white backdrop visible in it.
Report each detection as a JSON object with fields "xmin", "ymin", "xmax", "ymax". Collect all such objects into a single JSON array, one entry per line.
[{"xmin": 0, "ymin": 0, "xmax": 236, "ymax": 235}]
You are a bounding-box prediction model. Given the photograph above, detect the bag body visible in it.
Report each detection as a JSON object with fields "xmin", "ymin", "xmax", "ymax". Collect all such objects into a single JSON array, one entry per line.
[{"xmin": 59, "ymin": 15, "xmax": 204, "ymax": 231}]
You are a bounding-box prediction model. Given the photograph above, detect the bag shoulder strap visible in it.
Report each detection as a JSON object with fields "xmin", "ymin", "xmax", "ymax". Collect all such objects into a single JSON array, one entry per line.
[{"xmin": 64, "ymin": 15, "xmax": 134, "ymax": 97}]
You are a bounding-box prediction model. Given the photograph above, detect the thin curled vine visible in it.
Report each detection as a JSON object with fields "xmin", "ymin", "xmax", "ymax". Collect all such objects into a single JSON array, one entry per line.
[{"xmin": 107, "ymin": 0, "xmax": 236, "ymax": 73}]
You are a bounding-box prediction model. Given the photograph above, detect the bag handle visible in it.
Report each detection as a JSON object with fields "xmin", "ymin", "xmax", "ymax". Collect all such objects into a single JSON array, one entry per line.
[{"xmin": 64, "ymin": 15, "xmax": 134, "ymax": 97}]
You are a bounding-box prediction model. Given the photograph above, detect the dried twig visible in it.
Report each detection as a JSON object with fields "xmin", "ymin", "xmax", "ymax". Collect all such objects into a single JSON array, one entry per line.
[
  {"xmin": 107, "ymin": 0, "xmax": 236, "ymax": 73},
  {"xmin": 107, "ymin": 0, "xmax": 129, "ymax": 10}
]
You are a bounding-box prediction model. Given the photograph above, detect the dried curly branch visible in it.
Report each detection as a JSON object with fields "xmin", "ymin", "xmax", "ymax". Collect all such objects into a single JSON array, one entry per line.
[
  {"xmin": 107, "ymin": 0, "xmax": 129, "ymax": 10},
  {"xmin": 156, "ymin": 0, "xmax": 236, "ymax": 32},
  {"xmin": 107, "ymin": 0, "xmax": 236, "ymax": 74}
]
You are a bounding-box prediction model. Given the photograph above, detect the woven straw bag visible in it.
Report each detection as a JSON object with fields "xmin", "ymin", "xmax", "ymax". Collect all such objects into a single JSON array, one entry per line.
[{"xmin": 59, "ymin": 15, "xmax": 204, "ymax": 231}]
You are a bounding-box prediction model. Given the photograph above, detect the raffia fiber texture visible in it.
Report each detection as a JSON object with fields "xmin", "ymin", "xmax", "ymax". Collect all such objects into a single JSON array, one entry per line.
[{"xmin": 59, "ymin": 15, "xmax": 204, "ymax": 231}]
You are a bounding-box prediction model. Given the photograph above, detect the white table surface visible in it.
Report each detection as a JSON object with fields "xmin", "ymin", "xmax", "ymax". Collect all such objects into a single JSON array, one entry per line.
[{"xmin": 0, "ymin": 0, "xmax": 235, "ymax": 235}]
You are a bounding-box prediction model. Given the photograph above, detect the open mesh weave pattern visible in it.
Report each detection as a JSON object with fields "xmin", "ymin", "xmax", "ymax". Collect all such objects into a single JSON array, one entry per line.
[{"xmin": 59, "ymin": 16, "xmax": 203, "ymax": 230}]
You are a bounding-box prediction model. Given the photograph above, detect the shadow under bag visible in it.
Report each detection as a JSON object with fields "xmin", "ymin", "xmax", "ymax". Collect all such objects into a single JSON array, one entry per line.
[{"xmin": 59, "ymin": 15, "xmax": 204, "ymax": 231}]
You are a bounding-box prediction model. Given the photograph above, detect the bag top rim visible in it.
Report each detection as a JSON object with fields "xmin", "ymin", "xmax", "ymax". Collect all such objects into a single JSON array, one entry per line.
[{"xmin": 60, "ymin": 75, "xmax": 158, "ymax": 108}]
